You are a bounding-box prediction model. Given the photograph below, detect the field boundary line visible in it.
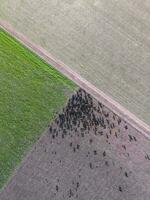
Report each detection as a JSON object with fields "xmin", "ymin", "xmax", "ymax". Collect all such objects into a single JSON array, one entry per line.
[{"xmin": 1, "ymin": 19, "xmax": 150, "ymax": 140}]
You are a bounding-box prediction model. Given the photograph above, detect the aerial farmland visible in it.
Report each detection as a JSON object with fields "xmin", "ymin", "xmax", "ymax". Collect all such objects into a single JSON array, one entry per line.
[
  {"xmin": 0, "ymin": 29, "xmax": 76, "ymax": 189},
  {"xmin": 1, "ymin": 0, "xmax": 150, "ymax": 126},
  {"xmin": 0, "ymin": 0, "xmax": 150, "ymax": 200},
  {"xmin": 1, "ymin": 87, "xmax": 150, "ymax": 199}
]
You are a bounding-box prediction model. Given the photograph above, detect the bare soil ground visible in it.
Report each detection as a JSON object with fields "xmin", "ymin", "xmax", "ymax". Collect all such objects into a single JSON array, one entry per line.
[{"xmin": 1, "ymin": 89, "xmax": 150, "ymax": 200}]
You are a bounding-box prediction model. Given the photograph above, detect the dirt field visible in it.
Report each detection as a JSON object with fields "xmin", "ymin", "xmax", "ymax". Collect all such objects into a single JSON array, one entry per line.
[
  {"xmin": 1, "ymin": 0, "xmax": 150, "ymax": 126},
  {"xmin": 1, "ymin": 89, "xmax": 150, "ymax": 200}
]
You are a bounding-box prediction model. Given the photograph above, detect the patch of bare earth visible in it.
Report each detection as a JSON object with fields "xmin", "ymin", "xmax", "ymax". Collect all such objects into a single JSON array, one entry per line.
[{"xmin": 1, "ymin": 89, "xmax": 150, "ymax": 200}]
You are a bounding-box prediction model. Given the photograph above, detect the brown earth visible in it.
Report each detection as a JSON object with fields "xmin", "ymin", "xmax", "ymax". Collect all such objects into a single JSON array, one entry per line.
[{"xmin": 0, "ymin": 88, "xmax": 150, "ymax": 200}]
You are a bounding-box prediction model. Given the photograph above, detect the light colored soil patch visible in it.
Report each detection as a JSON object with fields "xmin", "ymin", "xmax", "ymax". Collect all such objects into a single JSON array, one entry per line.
[
  {"xmin": 1, "ymin": 89, "xmax": 150, "ymax": 200},
  {"xmin": 1, "ymin": 19, "xmax": 150, "ymax": 143},
  {"xmin": 1, "ymin": 0, "xmax": 150, "ymax": 126}
]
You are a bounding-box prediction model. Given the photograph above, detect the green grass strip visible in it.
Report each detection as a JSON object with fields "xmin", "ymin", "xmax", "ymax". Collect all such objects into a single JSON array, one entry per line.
[{"xmin": 0, "ymin": 28, "xmax": 77, "ymax": 189}]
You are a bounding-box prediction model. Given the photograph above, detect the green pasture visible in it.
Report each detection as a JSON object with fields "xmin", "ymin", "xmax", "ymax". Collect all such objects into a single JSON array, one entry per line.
[{"xmin": 0, "ymin": 29, "xmax": 76, "ymax": 189}]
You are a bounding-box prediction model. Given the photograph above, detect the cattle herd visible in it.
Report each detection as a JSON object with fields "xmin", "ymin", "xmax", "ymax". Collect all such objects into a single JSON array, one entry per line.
[
  {"xmin": 47, "ymin": 88, "xmax": 150, "ymax": 199},
  {"xmin": 1, "ymin": 88, "xmax": 150, "ymax": 200}
]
